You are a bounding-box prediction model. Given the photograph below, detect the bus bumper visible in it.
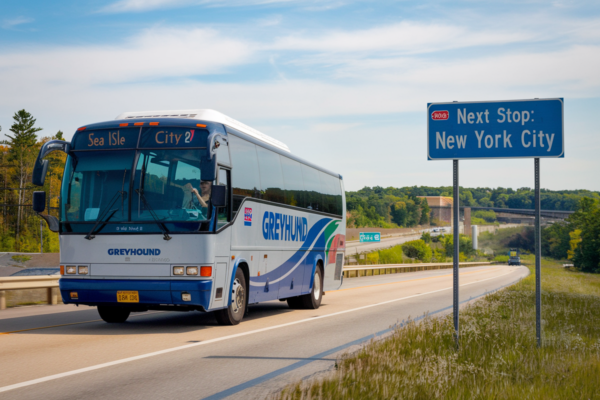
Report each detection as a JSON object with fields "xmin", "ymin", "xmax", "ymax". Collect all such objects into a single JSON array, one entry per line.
[{"xmin": 59, "ymin": 278, "xmax": 212, "ymax": 310}]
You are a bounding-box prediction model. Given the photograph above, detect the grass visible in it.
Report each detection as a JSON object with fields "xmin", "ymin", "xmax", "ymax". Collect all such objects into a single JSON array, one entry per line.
[
  {"xmin": 11, "ymin": 255, "xmax": 32, "ymax": 263},
  {"xmin": 279, "ymin": 258, "xmax": 600, "ymax": 399}
]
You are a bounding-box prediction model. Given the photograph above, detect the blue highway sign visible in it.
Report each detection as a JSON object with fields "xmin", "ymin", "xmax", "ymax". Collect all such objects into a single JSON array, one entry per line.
[
  {"xmin": 360, "ymin": 232, "xmax": 381, "ymax": 243},
  {"xmin": 427, "ymin": 98, "xmax": 563, "ymax": 160}
]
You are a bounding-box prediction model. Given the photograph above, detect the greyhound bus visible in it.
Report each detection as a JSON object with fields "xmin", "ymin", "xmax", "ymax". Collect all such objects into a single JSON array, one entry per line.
[{"xmin": 32, "ymin": 109, "xmax": 346, "ymax": 325}]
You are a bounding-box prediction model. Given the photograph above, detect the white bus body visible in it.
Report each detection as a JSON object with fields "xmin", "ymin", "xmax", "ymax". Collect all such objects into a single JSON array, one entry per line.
[{"xmin": 33, "ymin": 109, "xmax": 346, "ymax": 324}]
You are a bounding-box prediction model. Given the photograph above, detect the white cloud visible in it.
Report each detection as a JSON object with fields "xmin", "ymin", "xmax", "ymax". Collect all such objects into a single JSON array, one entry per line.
[
  {"xmin": 0, "ymin": 27, "xmax": 253, "ymax": 86},
  {"xmin": 1, "ymin": 17, "xmax": 34, "ymax": 30},
  {"xmin": 100, "ymin": 0, "xmax": 193, "ymax": 13},
  {"xmin": 99, "ymin": 0, "xmax": 337, "ymax": 13},
  {"xmin": 269, "ymin": 21, "xmax": 533, "ymax": 55}
]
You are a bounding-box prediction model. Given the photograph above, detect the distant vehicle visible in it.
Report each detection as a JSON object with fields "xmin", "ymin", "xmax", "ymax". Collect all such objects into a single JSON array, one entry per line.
[
  {"xmin": 508, "ymin": 249, "xmax": 521, "ymax": 266},
  {"xmin": 10, "ymin": 268, "xmax": 60, "ymax": 276}
]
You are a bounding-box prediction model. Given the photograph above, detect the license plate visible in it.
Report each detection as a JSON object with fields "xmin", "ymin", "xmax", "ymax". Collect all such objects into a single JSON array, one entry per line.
[{"xmin": 117, "ymin": 291, "xmax": 139, "ymax": 303}]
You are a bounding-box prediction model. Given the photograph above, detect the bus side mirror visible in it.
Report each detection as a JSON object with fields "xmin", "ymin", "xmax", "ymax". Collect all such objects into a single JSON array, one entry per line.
[
  {"xmin": 33, "ymin": 191, "xmax": 59, "ymax": 232},
  {"xmin": 32, "ymin": 159, "xmax": 49, "ymax": 186},
  {"xmin": 32, "ymin": 140, "xmax": 70, "ymax": 186},
  {"xmin": 211, "ymin": 185, "xmax": 227, "ymax": 208},
  {"xmin": 33, "ymin": 191, "xmax": 46, "ymax": 213}
]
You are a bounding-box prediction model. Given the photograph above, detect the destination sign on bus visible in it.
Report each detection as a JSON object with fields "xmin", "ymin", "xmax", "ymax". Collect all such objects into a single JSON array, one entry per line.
[
  {"xmin": 72, "ymin": 128, "xmax": 139, "ymax": 150},
  {"xmin": 140, "ymin": 127, "xmax": 208, "ymax": 148}
]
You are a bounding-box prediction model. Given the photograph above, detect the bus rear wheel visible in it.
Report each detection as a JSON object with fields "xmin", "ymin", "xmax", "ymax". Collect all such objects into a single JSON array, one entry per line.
[
  {"xmin": 299, "ymin": 265, "xmax": 323, "ymax": 310},
  {"xmin": 98, "ymin": 306, "xmax": 130, "ymax": 323},
  {"xmin": 215, "ymin": 268, "xmax": 247, "ymax": 325}
]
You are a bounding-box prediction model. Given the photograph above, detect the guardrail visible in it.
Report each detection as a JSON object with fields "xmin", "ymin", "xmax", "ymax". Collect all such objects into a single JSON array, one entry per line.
[
  {"xmin": 0, "ymin": 276, "xmax": 60, "ymax": 310},
  {"xmin": 343, "ymin": 262, "xmax": 493, "ymax": 278},
  {"xmin": 0, "ymin": 261, "xmax": 496, "ymax": 310}
]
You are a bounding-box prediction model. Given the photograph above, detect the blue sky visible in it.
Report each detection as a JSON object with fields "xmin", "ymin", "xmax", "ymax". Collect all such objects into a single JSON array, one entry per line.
[{"xmin": 1, "ymin": 0, "xmax": 600, "ymax": 191}]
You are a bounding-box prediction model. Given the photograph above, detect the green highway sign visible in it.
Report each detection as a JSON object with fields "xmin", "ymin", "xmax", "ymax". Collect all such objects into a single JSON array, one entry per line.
[{"xmin": 359, "ymin": 232, "xmax": 381, "ymax": 243}]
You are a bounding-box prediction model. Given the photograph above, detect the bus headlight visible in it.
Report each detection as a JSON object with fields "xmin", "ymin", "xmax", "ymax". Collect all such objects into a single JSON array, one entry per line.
[
  {"xmin": 78, "ymin": 266, "xmax": 88, "ymax": 275},
  {"xmin": 173, "ymin": 266, "xmax": 184, "ymax": 275},
  {"xmin": 186, "ymin": 266, "xmax": 198, "ymax": 276},
  {"xmin": 66, "ymin": 266, "xmax": 77, "ymax": 274}
]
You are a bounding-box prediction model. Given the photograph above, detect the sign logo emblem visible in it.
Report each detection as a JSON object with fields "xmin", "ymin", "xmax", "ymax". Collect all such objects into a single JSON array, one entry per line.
[
  {"xmin": 244, "ymin": 207, "xmax": 252, "ymax": 226},
  {"xmin": 431, "ymin": 110, "xmax": 449, "ymax": 120}
]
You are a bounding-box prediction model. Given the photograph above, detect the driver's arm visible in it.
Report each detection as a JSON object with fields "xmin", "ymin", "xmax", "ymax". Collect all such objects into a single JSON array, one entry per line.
[{"xmin": 191, "ymin": 189, "xmax": 208, "ymax": 208}]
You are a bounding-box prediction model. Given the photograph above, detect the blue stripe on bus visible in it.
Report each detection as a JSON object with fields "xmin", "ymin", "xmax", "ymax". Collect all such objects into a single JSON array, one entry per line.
[{"xmin": 249, "ymin": 217, "xmax": 332, "ymax": 287}]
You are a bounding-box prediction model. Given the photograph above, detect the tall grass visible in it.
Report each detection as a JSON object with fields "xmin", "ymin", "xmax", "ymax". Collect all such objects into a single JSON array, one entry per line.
[{"xmin": 279, "ymin": 259, "xmax": 600, "ymax": 399}]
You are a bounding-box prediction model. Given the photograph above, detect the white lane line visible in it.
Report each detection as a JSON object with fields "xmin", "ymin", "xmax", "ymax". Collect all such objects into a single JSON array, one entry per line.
[{"xmin": 0, "ymin": 268, "xmax": 522, "ymax": 394}]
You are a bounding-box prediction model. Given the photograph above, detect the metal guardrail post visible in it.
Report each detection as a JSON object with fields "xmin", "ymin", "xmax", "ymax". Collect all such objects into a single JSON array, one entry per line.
[{"xmin": 0, "ymin": 290, "xmax": 5, "ymax": 310}]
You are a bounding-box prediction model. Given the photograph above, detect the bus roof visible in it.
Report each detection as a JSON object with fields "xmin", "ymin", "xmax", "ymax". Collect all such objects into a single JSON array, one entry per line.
[{"xmin": 114, "ymin": 109, "xmax": 290, "ymax": 153}]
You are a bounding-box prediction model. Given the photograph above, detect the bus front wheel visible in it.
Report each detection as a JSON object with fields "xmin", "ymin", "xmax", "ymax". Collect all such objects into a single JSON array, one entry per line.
[
  {"xmin": 98, "ymin": 306, "xmax": 130, "ymax": 323},
  {"xmin": 215, "ymin": 268, "xmax": 247, "ymax": 325}
]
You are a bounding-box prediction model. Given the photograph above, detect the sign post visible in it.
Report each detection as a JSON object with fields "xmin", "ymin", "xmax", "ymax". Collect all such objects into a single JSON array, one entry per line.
[
  {"xmin": 427, "ymin": 98, "xmax": 564, "ymax": 348},
  {"xmin": 453, "ymin": 160, "xmax": 459, "ymax": 347}
]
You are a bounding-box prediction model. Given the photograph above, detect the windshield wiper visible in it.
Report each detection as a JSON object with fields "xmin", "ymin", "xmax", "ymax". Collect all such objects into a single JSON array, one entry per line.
[
  {"xmin": 135, "ymin": 188, "xmax": 172, "ymax": 241},
  {"xmin": 85, "ymin": 191, "xmax": 127, "ymax": 240}
]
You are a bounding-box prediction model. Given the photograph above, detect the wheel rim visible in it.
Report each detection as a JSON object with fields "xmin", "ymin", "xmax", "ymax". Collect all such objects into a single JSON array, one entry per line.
[
  {"xmin": 231, "ymin": 278, "xmax": 245, "ymax": 314},
  {"xmin": 313, "ymin": 271, "xmax": 321, "ymax": 301}
]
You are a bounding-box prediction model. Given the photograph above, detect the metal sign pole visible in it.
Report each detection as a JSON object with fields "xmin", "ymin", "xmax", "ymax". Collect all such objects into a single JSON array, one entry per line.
[
  {"xmin": 535, "ymin": 158, "xmax": 541, "ymax": 347},
  {"xmin": 40, "ymin": 219, "xmax": 44, "ymax": 254},
  {"xmin": 453, "ymin": 159, "xmax": 460, "ymax": 347}
]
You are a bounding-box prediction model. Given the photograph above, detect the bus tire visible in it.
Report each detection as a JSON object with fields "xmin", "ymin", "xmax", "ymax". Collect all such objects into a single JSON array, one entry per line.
[
  {"xmin": 300, "ymin": 265, "xmax": 323, "ymax": 310},
  {"xmin": 215, "ymin": 268, "xmax": 247, "ymax": 325},
  {"xmin": 98, "ymin": 306, "xmax": 130, "ymax": 323},
  {"xmin": 286, "ymin": 296, "xmax": 304, "ymax": 309}
]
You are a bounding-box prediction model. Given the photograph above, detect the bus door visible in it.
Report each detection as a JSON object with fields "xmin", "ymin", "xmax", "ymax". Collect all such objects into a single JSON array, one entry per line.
[{"xmin": 212, "ymin": 167, "xmax": 232, "ymax": 309}]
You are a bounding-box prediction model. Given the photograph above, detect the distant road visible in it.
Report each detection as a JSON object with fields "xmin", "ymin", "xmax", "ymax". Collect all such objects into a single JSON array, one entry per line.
[
  {"xmin": 0, "ymin": 264, "xmax": 527, "ymax": 400},
  {"xmin": 345, "ymin": 229, "xmax": 447, "ymax": 254}
]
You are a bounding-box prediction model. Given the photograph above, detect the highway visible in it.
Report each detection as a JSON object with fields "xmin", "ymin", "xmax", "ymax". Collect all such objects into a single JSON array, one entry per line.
[
  {"xmin": 345, "ymin": 229, "xmax": 446, "ymax": 253},
  {"xmin": 0, "ymin": 265, "xmax": 528, "ymax": 400}
]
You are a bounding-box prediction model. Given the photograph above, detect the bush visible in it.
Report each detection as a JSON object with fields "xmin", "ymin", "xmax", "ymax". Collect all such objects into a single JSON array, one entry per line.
[
  {"xmin": 377, "ymin": 246, "xmax": 405, "ymax": 264},
  {"xmin": 494, "ymin": 255, "xmax": 509, "ymax": 263},
  {"xmin": 420, "ymin": 232, "xmax": 432, "ymax": 243},
  {"xmin": 401, "ymin": 239, "xmax": 432, "ymax": 262},
  {"xmin": 472, "ymin": 209, "xmax": 497, "ymax": 222}
]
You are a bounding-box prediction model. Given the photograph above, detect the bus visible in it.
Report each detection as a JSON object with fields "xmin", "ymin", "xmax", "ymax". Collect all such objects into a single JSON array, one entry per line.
[{"xmin": 32, "ymin": 109, "xmax": 346, "ymax": 325}]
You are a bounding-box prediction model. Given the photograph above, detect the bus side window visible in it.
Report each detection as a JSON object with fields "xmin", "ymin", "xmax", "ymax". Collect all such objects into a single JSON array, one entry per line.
[
  {"xmin": 228, "ymin": 135, "xmax": 261, "ymax": 217},
  {"xmin": 301, "ymin": 165, "xmax": 323, "ymax": 212},
  {"xmin": 319, "ymin": 171, "xmax": 343, "ymax": 216},
  {"xmin": 281, "ymin": 156, "xmax": 306, "ymax": 208},
  {"xmin": 256, "ymin": 146, "xmax": 285, "ymax": 204},
  {"xmin": 217, "ymin": 168, "xmax": 230, "ymax": 229}
]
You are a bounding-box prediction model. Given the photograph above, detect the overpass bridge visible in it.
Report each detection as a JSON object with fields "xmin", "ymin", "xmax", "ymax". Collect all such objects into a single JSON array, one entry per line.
[{"xmin": 463, "ymin": 206, "xmax": 574, "ymax": 220}]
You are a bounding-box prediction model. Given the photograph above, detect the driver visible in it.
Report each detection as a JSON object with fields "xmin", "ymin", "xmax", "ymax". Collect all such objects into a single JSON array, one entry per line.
[{"xmin": 182, "ymin": 181, "xmax": 211, "ymax": 209}]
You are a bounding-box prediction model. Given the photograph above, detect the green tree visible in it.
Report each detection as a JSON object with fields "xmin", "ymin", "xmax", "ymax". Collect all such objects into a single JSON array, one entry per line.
[
  {"xmin": 401, "ymin": 239, "xmax": 432, "ymax": 262},
  {"xmin": 3, "ymin": 110, "xmax": 42, "ymax": 246},
  {"xmin": 569, "ymin": 198, "xmax": 600, "ymax": 272}
]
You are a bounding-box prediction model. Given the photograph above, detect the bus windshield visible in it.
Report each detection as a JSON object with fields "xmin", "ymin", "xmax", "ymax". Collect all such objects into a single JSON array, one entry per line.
[{"xmin": 62, "ymin": 148, "xmax": 213, "ymax": 229}]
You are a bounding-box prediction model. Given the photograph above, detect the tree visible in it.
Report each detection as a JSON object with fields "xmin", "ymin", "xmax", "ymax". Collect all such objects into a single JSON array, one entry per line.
[
  {"xmin": 569, "ymin": 198, "xmax": 600, "ymax": 272},
  {"xmin": 3, "ymin": 110, "xmax": 42, "ymax": 246},
  {"xmin": 401, "ymin": 239, "xmax": 432, "ymax": 262}
]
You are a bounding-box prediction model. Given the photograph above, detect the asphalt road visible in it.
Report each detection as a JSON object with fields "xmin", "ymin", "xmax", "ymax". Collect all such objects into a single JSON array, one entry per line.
[
  {"xmin": 345, "ymin": 229, "xmax": 446, "ymax": 253},
  {"xmin": 0, "ymin": 265, "xmax": 528, "ymax": 400}
]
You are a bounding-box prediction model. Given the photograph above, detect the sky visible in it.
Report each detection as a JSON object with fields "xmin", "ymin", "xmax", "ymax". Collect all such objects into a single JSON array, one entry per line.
[{"xmin": 1, "ymin": 0, "xmax": 599, "ymax": 192}]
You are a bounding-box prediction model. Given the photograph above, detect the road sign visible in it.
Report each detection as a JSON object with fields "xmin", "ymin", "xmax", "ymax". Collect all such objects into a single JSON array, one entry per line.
[
  {"xmin": 359, "ymin": 232, "xmax": 380, "ymax": 243},
  {"xmin": 428, "ymin": 98, "xmax": 563, "ymax": 160}
]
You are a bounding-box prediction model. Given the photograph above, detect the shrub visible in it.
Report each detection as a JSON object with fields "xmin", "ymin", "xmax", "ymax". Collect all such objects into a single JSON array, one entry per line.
[{"xmin": 401, "ymin": 239, "xmax": 432, "ymax": 262}]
